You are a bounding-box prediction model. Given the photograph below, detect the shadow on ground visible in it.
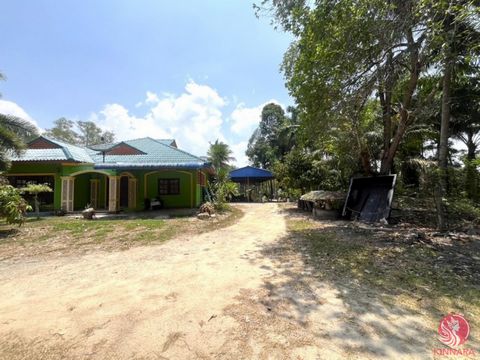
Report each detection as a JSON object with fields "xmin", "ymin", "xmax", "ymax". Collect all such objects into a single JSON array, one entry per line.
[{"xmin": 235, "ymin": 205, "xmax": 480, "ymax": 358}]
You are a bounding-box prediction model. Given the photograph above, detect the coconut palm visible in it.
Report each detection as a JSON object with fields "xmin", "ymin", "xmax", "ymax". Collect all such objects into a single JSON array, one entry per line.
[
  {"xmin": 207, "ymin": 139, "xmax": 235, "ymax": 170},
  {"xmin": 0, "ymin": 73, "xmax": 38, "ymax": 170},
  {"xmin": 0, "ymin": 113, "xmax": 38, "ymax": 170}
]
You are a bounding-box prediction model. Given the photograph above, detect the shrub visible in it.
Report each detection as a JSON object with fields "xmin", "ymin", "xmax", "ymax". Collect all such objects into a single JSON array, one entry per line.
[
  {"xmin": 0, "ymin": 184, "xmax": 31, "ymax": 225},
  {"xmin": 448, "ymin": 198, "xmax": 480, "ymax": 226}
]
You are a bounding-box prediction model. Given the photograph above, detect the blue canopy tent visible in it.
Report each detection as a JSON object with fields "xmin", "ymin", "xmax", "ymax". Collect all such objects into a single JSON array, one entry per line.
[{"xmin": 229, "ymin": 166, "xmax": 275, "ymax": 202}]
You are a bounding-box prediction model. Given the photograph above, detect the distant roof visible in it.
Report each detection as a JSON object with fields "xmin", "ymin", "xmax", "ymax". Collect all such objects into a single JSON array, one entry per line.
[
  {"xmin": 11, "ymin": 136, "xmax": 209, "ymax": 170},
  {"xmin": 229, "ymin": 166, "xmax": 274, "ymax": 183}
]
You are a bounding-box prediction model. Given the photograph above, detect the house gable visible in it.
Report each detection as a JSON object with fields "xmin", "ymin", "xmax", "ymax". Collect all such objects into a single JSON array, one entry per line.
[
  {"xmin": 104, "ymin": 142, "xmax": 146, "ymax": 156},
  {"xmin": 28, "ymin": 137, "xmax": 62, "ymax": 149}
]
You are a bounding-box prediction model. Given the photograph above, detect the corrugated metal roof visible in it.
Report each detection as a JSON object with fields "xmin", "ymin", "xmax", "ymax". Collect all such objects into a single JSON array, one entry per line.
[
  {"xmin": 229, "ymin": 166, "xmax": 274, "ymax": 179},
  {"xmin": 89, "ymin": 137, "xmax": 207, "ymax": 167},
  {"xmin": 10, "ymin": 148, "xmax": 69, "ymax": 162},
  {"xmin": 48, "ymin": 137, "xmax": 94, "ymax": 163},
  {"xmin": 11, "ymin": 136, "xmax": 209, "ymax": 169},
  {"xmin": 10, "ymin": 137, "xmax": 94, "ymax": 163},
  {"xmin": 155, "ymin": 139, "xmax": 176, "ymax": 146}
]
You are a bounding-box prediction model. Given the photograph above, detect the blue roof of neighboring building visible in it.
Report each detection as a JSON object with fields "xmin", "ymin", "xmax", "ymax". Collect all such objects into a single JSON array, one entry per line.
[
  {"xmin": 229, "ymin": 166, "xmax": 274, "ymax": 182},
  {"xmin": 11, "ymin": 136, "xmax": 210, "ymax": 170}
]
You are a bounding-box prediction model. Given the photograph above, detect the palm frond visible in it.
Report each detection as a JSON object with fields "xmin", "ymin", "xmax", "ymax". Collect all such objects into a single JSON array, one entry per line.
[
  {"xmin": 0, "ymin": 127, "xmax": 24, "ymax": 155},
  {"xmin": 0, "ymin": 113, "xmax": 38, "ymax": 141}
]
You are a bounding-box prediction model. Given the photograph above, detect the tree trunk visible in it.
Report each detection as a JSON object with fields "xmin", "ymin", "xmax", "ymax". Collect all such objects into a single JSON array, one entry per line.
[
  {"xmin": 465, "ymin": 132, "xmax": 478, "ymax": 201},
  {"xmin": 435, "ymin": 55, "xmax": 453, "ymax": 231},
  {"xmin": 379, "ymin": 29, "xmax": 421, "ymax": 175}
]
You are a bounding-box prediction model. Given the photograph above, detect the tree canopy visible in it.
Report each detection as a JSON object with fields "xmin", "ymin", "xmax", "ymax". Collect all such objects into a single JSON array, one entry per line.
[
  {"xmin": 44, "ymin": 118, "xmax": 115, "ymax": 146},
  {"xmin": 253, "ymin": 0, "xmax": 480, "ymax": 228}
]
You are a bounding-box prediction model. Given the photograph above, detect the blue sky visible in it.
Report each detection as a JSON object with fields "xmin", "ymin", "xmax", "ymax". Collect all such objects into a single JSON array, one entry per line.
[{"xmin": 0, "ymin": 0, "xmax": 292, "ymax": 165}]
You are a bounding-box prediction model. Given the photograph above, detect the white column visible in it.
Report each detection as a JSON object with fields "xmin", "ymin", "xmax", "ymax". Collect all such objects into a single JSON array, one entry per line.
[
  {"xmin": 61, "ymin": 176, "xmax": 75, "ymax": 212},
  {"xmin": 108, "ymin": 176, "xmax": 120, "ymax": 212}
]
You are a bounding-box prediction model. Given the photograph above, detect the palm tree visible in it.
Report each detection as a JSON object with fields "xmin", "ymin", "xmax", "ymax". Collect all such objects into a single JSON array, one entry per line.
[
  {"xmin": 207, "ymin": 139, "xmax": 235, "ymax": 170},
  {"xmin": 0, "ymin": 113, "xmax": 38, "ymax": 170},
  {"xmin": 0, "ymin": 73, "xmax": 38, "ymax": 170}
]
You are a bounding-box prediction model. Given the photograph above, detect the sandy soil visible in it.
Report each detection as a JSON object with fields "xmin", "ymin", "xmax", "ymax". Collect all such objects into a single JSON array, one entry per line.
[{"xmin": 0, "ymin": 204, "xmax": 445, "ymax": 359}]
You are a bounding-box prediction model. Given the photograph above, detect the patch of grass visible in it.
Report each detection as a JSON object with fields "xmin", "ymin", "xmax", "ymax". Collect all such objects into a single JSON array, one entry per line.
[
  {"xmin": 286, "ymin": 217, "xmax": 480, "ymax": 331},
  {"xmin": 0, "ymin": 206, "xmax": 244, "ymax": 259}
]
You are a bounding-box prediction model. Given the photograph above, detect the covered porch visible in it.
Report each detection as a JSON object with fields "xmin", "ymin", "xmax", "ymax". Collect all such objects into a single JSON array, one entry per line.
[{"xmin": 60, "ymin": 168, "xmax": 207, "ymax": 213}]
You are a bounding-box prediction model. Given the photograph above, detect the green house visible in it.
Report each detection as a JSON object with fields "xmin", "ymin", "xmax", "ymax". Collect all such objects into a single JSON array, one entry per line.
[{"xmin": 5, "ymin": 136, "xmax": 210, "ymax": 212}]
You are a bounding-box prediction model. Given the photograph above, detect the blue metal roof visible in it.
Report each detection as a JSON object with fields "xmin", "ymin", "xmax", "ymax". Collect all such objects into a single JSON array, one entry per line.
[
  {"xmin": 11, "ymin": 136, "xmax": 210, "ymax": 169},
  {"xmin": 229, "ymin": 166, "xmax": 274, "ymax": 182},
  {"xmin": 10, "ymin": 137, "xmax": 94, "ymax": 163}
]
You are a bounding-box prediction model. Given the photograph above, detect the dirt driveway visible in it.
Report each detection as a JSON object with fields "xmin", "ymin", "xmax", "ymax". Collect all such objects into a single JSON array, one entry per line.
[{"xmin": 0, "ymin": 204, "xmax": 449, "ymax": 359}]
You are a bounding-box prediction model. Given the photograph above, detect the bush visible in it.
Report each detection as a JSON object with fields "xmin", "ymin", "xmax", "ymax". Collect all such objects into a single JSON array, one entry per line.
[
  {"xmin": 214, "ymin": 202, "xmax": 232, "ymax": 213},
  {"xmin": 0, "ymin": 184, "xmax": 31, "ymax": 225},
  {"xmin": 448, "ymin": 198, "xmax": 480, "ymax": 226}
]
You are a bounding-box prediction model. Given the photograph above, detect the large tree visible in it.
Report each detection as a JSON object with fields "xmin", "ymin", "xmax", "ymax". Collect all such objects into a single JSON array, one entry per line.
[
  {"xmin": 247, "ymin": 103, "xmax": 297, "ymax": 168},
  {"xmin": 255, "ymin": 0, "xmax": 470, "ymax": 175},
  {"xmin": 43, "ymin": 117, "xmax": 79, "ymax": 144},
  {"xmin": 77, "ymin": 121, "xmax": 115, "ymax": 146},
  {"xmin": 44, "ymin": 118, "xmax": 115, "ymax": 146}
]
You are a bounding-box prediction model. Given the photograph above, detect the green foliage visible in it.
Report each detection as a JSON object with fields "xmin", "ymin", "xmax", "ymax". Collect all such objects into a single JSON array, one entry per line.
[
  {"xmin": 206, "ymin": 141, "xmax": 238, "ymax": 209},
  {"xmin": 448, "ymin": 198, "xmax": 480, "ymax": 226},
  {"xmin": 246, "ymin": 103, "xmax": 297, "ymax": 169},
  {"xmin": 210, "ymin": 168, "xmax": 239, "ymax": 208},
  {"xmin": 207, "ymin": 139, "xmax": 235, "ymax": 170},
  {"xmin": 0, "ymin": 184, "xmax": 31, "ymax": 225},
  {"xmin": 256, "ymin": 0, "xmax": 480, "ymax": 229},
  {"xmin": 43, "ymin": 118, "xmax": 80, "ymax": 144},
  {"xmin": 0, "ymin": 72, "xmax": 39, "ymax": 170},
  {"xmin": 44, "ymin": 118, "xmax": 115, "ymax": 146},
  {"xmin": 273, "ymin": 148, "xmax": 349, "ymax": 194}
]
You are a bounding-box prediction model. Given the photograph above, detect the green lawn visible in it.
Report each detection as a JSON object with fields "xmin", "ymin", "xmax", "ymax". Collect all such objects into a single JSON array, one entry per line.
[{"xmin": 0, "ymin": 207, "xmax": 243, "ymax": 260}]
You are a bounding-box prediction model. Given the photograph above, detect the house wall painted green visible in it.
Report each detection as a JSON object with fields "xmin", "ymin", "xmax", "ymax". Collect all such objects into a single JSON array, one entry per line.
[
  {"xmin": 5, "ymin": 136, "xmax": 211, "ymax": 212},
  {"xmin": 6, "ymin": 163, "xmax": 206, "ymax": 211}
]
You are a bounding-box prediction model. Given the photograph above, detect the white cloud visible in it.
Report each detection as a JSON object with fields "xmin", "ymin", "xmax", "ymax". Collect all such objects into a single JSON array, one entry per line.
[
  {"xmin": 229, "ymin": 99, "xmax": 281, "ymax": 137},
  {"xmin": 145, "ymin": 91, "xmax": 160, "ymax": 104},
  {"xmin": 89, "ymin": 80, "xmax": 281, "ymax": 166},
  {"xmin": 230, "ymin": 141, "xmax": 250, "ymax": 167},
  {"xmin": 0, "ymin": 99, "xmax": 40, "ymax": 130},
  {"xmin": 91, "ymin": 80, "xmax": 227, "ymax": 157}
]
